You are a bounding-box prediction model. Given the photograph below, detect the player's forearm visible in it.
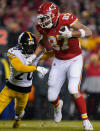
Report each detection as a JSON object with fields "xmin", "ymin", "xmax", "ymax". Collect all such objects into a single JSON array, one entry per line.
[
  {"xmin": 10, "ymin": 58, "xmax": 37, "ymax": 73},
  {"xmin": 33, "ymin": 35, "xmax": 47, "ymax": 57},
  {"xmin": 71, "ymin": 21, "xmax": 92, "ymax": 38},
  {"xmin": 26, "ymin": 44, "xmax": 45, "ymax": 65},
  {"xmin": 40, "ymin": 50, "xmax": 54, "ymax": 60},
  {"xmin": 71, "ymin": 29, "xmax": 92, "ymax": 38},
  {"xmin": 34, "ymin": 44, "xmax": 44, "ymax": 56}
]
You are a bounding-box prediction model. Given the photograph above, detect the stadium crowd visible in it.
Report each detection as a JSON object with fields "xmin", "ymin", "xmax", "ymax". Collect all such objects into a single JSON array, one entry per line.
[{"xmin": 0, "ymin": 0, "xmax": 100, "ymax": 120}]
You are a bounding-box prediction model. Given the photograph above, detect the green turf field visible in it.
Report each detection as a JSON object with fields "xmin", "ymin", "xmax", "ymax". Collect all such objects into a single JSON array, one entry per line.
[{"xmin": 0, "ymin": 120, "xmax": 99, "ymax": 131}]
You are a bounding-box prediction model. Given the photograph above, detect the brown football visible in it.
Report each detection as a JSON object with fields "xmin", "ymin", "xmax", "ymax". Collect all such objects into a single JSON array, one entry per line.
[{"xmin": 60, "ymin": 26, "xmax": 66, "ymax": 32}]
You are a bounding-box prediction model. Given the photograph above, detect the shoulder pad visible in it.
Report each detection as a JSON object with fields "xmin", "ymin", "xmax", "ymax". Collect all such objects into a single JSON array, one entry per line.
[{"xmin": 60, "ymin": 13, "xmax": 78, "ymax": 26}]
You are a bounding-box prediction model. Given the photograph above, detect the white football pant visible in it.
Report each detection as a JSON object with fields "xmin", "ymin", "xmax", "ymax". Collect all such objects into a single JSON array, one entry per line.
[{"xmin": 48, "ymin": 54, "xmax": 83, "ymax": 102}]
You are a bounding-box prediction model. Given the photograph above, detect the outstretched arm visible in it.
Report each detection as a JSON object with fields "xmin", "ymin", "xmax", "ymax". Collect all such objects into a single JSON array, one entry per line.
[
  {"xmin": 10, "ymin": 57, "xmax": 37, "ymax": 73},
  {"xmin": 9, "ymin": 57, "xmax": 48, "ymax": 76}
]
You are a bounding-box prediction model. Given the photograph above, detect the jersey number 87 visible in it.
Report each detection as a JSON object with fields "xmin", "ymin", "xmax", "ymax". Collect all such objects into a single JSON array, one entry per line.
[{"xmin": 48, "ymin": 35, "xmax": 69, "ymax": 51}]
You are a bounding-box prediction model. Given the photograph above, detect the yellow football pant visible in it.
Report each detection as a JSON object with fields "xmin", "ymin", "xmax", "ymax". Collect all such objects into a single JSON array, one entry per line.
[{"xmin": 0, "ymin": 85, "xmax": 29, "ymax": 115}]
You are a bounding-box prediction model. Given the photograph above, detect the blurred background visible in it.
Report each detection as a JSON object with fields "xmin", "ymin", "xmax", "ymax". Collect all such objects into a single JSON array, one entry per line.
[{"xmin": 0, "ymin": 0, "xmax": 100, "ymax": 121}]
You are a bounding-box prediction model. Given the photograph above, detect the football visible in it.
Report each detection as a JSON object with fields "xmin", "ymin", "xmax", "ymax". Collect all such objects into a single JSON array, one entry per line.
[
  {"xmin": 60, "ymin": 26, "xmax": 66, "ymax": 32},
  {"xmin": 59, "ymin": 26, "xmax": 72, "ymax": 38}
]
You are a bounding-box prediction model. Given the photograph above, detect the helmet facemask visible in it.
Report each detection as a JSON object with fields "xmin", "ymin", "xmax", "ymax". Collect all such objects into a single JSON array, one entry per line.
[
  {"xmin": 22, "ymin": 40, "xmax": 36, "ymax": 54},
  {"xmin": 37, "ymin": 14, "xmax": 53, "ymax": 29}
]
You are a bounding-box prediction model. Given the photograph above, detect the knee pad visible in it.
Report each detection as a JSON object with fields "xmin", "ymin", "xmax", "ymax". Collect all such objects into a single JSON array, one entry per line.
[
  {"xmin": 68, "ymin": 81, "xmax": 79, "ymax": 94},
  {"xmin": 68, "ymin": 77, "xmax": 80, "ymax": 95},
  {"xmin": 48, "ymin": 88, "xmax": 58, "ymax": 102},
  {"xmin": 68, "ymin": 86, "xmax": 78, "ymax": 94}
]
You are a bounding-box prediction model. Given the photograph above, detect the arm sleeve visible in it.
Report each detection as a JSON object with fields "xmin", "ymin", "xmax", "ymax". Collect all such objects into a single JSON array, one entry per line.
[
  {"xmin": 68, "ymin": 13, "xmax": 78, "ymax": 26},
  {"xmin": 10, "ymin": 57, "xmax": 37, "ymax": 73},
  {"xmin": 62, "ymin": 13, "xmax": 78, "ymax": 27}
]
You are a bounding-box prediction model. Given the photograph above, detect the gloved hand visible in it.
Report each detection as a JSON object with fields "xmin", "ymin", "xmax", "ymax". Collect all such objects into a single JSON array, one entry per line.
[
  {"xmin": 26, "ymin": 54, "xmax": 36, "ymax": 65},
  {"xmin": 59, "ymin": 26, "xmax": 72, "ymax": 38},
  {"xmin": 37, "ymin": 66, "xmax": 49, "ymax": 77}
]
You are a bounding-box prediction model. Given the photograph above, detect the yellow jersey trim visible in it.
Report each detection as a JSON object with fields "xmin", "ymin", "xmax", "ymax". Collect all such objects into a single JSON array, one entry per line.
[
  {"xmin": 70, "ymin": 19, "xmax": 78, "ymax": 26},
  {"xmin": 7, "ymin": 52, "xmax": 16, "ymax": 58}
]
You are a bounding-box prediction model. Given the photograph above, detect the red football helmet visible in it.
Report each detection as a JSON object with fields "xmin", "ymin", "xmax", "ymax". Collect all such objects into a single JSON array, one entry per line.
[{"xmin": 37, "ymin": 2, "xmax": 59, "ymax": 29}]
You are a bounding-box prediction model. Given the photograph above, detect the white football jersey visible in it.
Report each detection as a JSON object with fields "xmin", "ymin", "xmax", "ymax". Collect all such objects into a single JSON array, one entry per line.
[{"xmin": 7, "ymin": 46, "xmax": 42, "ymax": 87}]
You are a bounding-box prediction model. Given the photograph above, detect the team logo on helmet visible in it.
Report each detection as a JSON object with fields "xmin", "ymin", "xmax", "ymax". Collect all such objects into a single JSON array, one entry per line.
[{"xmin": 49, "ymin": 4, "xmax": 56, "ymax": 11}]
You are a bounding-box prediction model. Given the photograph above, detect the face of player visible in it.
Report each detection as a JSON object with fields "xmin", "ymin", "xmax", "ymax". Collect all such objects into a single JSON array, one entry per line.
[
  {"xmin": 37, "ymin": 14, "xmax": 53, "ymax": 29},
  {"xmin": 22, "ymin": 39, "xmax": 36, "ymax": 54},
  {"xmin": 23, "ymin": 44, "xmax": 34, "ymax": 54}
]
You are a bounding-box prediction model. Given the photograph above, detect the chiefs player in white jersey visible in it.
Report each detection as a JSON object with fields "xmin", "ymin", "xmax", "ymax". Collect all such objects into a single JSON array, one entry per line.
[
  {"xmin": 26, "ymin": 2, "xmax": 93, "ymax": 130},
  {"xmin": 0, "ymin": 32, "xmax": 48, "ymax": 128}
]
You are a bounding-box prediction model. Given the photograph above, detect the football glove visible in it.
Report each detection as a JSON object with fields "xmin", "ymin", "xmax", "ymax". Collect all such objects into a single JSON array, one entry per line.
[
  {"xmin": 26, "ymin": 54, "xmax": 36, "ymax": 65},
  {"xmin": 37, "ymin": 66, "xmax": 49, "ymax": 77},
  {"xmin": 59, "ymin": 26, "xmax": 72, "ymax": 38}
]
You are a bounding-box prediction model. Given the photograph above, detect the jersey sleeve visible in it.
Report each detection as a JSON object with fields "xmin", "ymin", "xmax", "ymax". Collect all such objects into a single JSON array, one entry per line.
[
  {"xmin": 11, "ymin": 57, "xmax": 37, "ymax": 73},
  {"xmin": 61, "ymin": 13, "xmax": 78, "ymax": 27},
  {"xmin": 7, "ymin": 48, "xmax": 16, "ymax": 59}
]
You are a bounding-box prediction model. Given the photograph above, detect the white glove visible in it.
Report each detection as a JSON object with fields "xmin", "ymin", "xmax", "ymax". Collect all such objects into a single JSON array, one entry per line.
[
  {"xmin": 26, "ymin": 54, "xmax": 36, "ymax": 65},
  {"xmin": 59, "ymin": 26, "xmax": 72, "ymax": 38},
  {"xmin": 37, "ymin": 66, "xmax": 49, "ymax": 77}
]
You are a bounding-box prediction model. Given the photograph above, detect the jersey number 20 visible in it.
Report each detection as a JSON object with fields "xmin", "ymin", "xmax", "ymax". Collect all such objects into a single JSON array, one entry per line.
[{"xmin": 15, "ymin": 72, "xmax": 33, "ymax": 80}]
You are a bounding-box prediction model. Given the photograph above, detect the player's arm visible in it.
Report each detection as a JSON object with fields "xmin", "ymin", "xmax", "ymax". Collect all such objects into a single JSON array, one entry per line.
[
  {"xmin": 70, "ymin": 20, "xmax": 92, "ymax": 38},
  {"xmin": 59, "ymin": 21, "xmax": 92, "ymax": 38},
  {"xmin": 9, "ymin": 57, "xmax": 37, "ymax": 73},
  {"xmin": 8, "ymin": 56, "xmax": 48, "ymax": 76},
  {"xmin": 40, "ymin": 50, "xmax": 54, "ymax": 60},
  {"xmin": 7, "ymin": 50, "xmax": 36, "ymax": 72},
  {"xmin": 59, "ymin": 13, "xmax": 92, "ymax": 38},
  {"xmin": 35, "ymin": 35, "xmax": 48, "ymax": 56},
  {"xmin": 7, "ymin": 50, "xmax": 48, "ymax": 75}
]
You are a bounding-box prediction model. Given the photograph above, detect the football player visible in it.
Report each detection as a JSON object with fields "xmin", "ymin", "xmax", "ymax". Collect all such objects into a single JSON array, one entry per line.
[
  {"xmin": 26, "ymin": 2, "xmax": 93, "ymax": 130},
  {"xmin": 0, "ymin": 32, "xmax": 48, "ymax": 128}
]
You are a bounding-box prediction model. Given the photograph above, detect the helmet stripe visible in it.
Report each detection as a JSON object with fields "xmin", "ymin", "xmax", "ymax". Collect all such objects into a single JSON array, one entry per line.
[{"xmin": 27, "ymin": 32, "xmax": 32, "ymax": 42}]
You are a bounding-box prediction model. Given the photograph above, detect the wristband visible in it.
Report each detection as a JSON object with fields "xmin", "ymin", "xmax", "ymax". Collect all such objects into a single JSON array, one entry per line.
[{"xmin": 79, "ymin": 29, "xmax": 85, "ymax": 38}]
